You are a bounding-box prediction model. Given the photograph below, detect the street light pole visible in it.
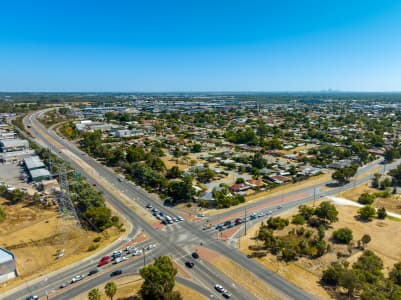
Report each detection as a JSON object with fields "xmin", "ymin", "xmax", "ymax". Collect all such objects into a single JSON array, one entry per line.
[
  {"xmin": 244, "ymin": 207, "xmax": 247, "ymax": 236},
  {"xmin": 143, "ymin": 247, "xmax": 146, "ymax": 267}
]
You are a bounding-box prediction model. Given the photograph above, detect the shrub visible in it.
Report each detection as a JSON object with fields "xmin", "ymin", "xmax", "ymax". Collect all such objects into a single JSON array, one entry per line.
[
  {"xmin": 267, "ymin": 217, "xmax": 289, "ymax": 230},
  {"xmin": 358, "ymin": 193, "xmax": 375, "ymax": 205},
  {"xmin": 87, "ymin": 244, "xmax": 99, "ymax": 251},
  {"xmin": 377, "ymin": 207, "xmax": 387, "ymax": 219},
  {"xmin": 358, "ymin": 205, "xmax": 377, "ymax": 221},
  {"xmin": 93, "ymin": 237, "xmax": 101, "ymax": 243},
  {"xmin": 332, "ymin": 227, "xmax": 353, "ymax": 244},
  {"xmin": 0, "ymin": 206, "xmax": 5, "ymax": 222},
  {"xmin": 292, "ymin": 215, "xmax": 306, "ymax": 225}
]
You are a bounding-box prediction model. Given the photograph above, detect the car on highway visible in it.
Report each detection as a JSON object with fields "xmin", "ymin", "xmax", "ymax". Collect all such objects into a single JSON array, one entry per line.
[
  {"xmin": 214, "ymin": 284, "xmax": 226, "ymax": 293},
  {"xmin": 177, "ymin": 216, "xmax": 184, "ymax": 221},
  {"xmin": 223, "ymin": 220, "xmax": 232, "ymax": 227},
  {"xmin": 192, "ymin": 252, "xmax": 199, "ymax": 259},
  {"xmin": 113, "ymin": 256, "xmax": 128, "ymax": 264},
  {"xmin": 59, "ymin": 282, "xmax": 68, "ymax": 289},
  {"xmin": 132, "ymin": 249, "xmax": 143, "ymax": 256},
  {"xmin": 277, "ymin": 205, "xmax": 283, "ymax": 209},
  {"xmin": 222, "ymin": 292, "xmax": 232, "ymax": 298},
  {"xmin": 146, "ymin": 204, "xmax": 153, "ymax": 209},
  {"xmin": 88, "ymin": 268, "xmax": 100, "ymax": 276},
  {"xmin": 92, "ymin": 183, "xmax": 96, "ymax": 187},
  {"xmin": 234, "ymin": 218, "xmax": 242, "ymax": 225},
  {"xmin": 71, "ymin": 274, "xmax": 85, "ymax": 283},
  {"xmin": 101, "ymin": 255, "xmax": 110, "ymax": 261},
  {"xmin": 98, "ymin": 259, "xmax": 110, "ymax": 267},
  {"xmin": 110, "ymin": 269, "xmax": 122, "ymax": 277},
  {"xmin": 118, "ymin": 177, "xmax": 123, "ymax": 182},
  {"xmin": 185, "ymin": 261, "xmax": 195, "ymax": 268},
  {"xmin": 145, "ymin": 244, "xmax": 156, "ymax": 251},
  {"xmin": 26, "ymin": 295, "xmax": 38, "ymax": 300},
  {"xmin": 151, "ymin": 207, "xmax": 158, "ymax": 213}
]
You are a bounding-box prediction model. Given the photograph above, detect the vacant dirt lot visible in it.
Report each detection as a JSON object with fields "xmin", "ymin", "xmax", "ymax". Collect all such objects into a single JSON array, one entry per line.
[
  {"xmin": 0, "ymin": 197, "xmax": 122, "ymax": 293},
  {"xmin": 72, "ymin": 274, "xmax": 207, "ymax": 300},
  {"xmin": 239, "ymin": 199, "xmax": 401, "ymax": 300}
]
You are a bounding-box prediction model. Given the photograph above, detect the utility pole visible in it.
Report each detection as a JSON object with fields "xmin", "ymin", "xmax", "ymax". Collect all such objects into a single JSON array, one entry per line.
[
  {"xmin": 244, "ymin": 207, "xmax": 247, "ymax": 236},
  {"xmin": 143, "ymin": 247, "xmax": 146, "ymax": 267},
  {"xmin": 313, "ymin": 187, "xmax": 316, "ymax": 207}
]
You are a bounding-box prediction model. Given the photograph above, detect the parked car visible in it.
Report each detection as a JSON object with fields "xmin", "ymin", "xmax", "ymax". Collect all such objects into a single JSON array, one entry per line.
[
  {"xmin": 110, "ymin": 270, "xmax": 122, "ymax": 277},
  {"xmin": 185, "ymin": 261, "xmax": 195, "ymax": 268}
]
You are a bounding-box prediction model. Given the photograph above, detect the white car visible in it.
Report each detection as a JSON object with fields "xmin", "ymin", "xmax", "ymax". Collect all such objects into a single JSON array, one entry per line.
[
  {"xmin": 113, "ymin": 256, "xmax": 127, "ymax": 264},
  {"xmin": 71, "ymin": 274, "xmax": 85, "ymax": 283},
  {"xmin": 145, "ymin": 244, "xmax": 156, "ymax": 251},
  {"xmin": 132, "ymin": 249, "xmax": 143, "ymax": 256},
  {"xmin": 177, "ymin": 216, "xmax": 184, "ymax": 221}
]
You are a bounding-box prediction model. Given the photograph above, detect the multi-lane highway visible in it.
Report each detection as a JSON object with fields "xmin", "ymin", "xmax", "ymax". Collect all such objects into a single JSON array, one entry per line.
[
  {"xmin": 6, "ymin": 108, "xmax": 395, "ymax": 300},
  {"xmin": 2, "ymin": 110, "xmax": 308, "ymax": 300}
]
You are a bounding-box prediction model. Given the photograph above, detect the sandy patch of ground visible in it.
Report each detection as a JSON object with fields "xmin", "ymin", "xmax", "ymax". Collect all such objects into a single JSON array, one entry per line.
[
  {"xmin": 0, "ymin": 198, "xmax": 122, "ymax": 293},
  {"xmin": 337, "ymin": 182, "xmax": 401, "ymax": 215},
  {"xmin": 239, "ymin": 199, "xmax": 401, "ymax": 299},
  {"xmin": 72, "ymin": 274, "xmax": 207, "ymax": 300},
  {"xmin": 160, "ymin": 156, "xmax": 192, "ymax": 171}
]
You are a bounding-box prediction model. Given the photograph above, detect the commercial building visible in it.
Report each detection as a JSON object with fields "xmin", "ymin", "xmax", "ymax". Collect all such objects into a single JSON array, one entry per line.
[
  {"xmin": 0, "ymin": 248, "xmax": 17, "ymax": 283},
  {"xmin": 23, "ymin": 156, "xmax": 46, "ymax": 171},
  {"xmin": 29, "ymin": 168, "xmax": 52, "ymax": 182},
  {"xmin": 0, "ymin": 149, "xmax": 35, "ymax": 164},
  {"xmin": 0, "ymin": 139, "xmax": 29, "ymax": 152}
]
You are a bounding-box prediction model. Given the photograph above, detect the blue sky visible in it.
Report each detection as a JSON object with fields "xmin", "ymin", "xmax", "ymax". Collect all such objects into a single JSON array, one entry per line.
[{"xmin": 1, "ymin": 0, "xmax": 401, "ymax": 92}]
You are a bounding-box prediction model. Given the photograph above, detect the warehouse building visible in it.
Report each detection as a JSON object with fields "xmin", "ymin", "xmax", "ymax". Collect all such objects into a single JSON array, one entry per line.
[
  {"xmin": 29, "ymin": 168, "xmax": 52, "ymax": 182},
  {"xmin": 0, "ymin": 248, "xmax": 17, "ymax": 283},
  {"xmin": 0, "ymin": 149, "xmax": 35, "ymax": 164},
  {"xmin": 0, "ymin": 139, "xmax": 29, "ymax": 152},
  {"xmin": 23, "ymin": 156, "xmax": 46, "ymax": 171}
]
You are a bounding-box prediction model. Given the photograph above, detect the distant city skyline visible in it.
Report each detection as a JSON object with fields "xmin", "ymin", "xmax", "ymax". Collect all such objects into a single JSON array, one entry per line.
[{"xmin": 1, "ymin": 0, "xmax": 401, "ymax": 92}]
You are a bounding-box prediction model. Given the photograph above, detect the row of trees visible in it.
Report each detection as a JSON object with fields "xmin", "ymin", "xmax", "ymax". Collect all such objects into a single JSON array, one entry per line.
[{"xmin": 88, "ymin": 282, "xmax": 117, "ymax": 300}]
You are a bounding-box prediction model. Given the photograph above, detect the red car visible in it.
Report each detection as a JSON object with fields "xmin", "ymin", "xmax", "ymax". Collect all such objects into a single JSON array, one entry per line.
[
  {"xmin": 98, "ymin": 259, "xmax": 110, "ymax": 267},
  {"xmin": 101, "ymin": 256, "xmax": 110, "ymax": 261}
]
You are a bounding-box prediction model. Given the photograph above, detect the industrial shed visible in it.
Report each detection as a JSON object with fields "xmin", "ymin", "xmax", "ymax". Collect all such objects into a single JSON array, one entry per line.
[
  {"xmin": 23, "ymin": 156, "xmax": 45, "ymax": 171},
  {"xmin": 0, "ymin": 248, "xmax": 17, "ymax": 283},
  {"xmin": 0, "ymin": 139, "xmax": 29, "ymax": 152},
  {"xmin": 29, "ymin": 168, "xmax": 52, "ymax": 182}
]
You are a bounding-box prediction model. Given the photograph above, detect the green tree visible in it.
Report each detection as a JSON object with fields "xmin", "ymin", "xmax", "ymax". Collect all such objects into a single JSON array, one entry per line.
[
  {"xmin": 358, "ymin": 205, "xmax": 377, "ymax": 221},
  {"xmin": 332, "ymin": 227, "xmax": 353, "ymax": 244},
  {"xmin": 377, "ymin": 207, "xmax": 387, "ymax": 219},
  {"xmin": 390, "ymin": 262, "xmax": 401, "ymax": 285},
  {"xmin": 251, "ymin": 152, "xmax": 267, "ymax": 169},
  {"xmin": 191, "ymin": 144, "xmax": 202, "ymax": 153},
  {"xmin": 139, "ymin": 256, "xmax": 177, "ymax": 300},
  {"xmin": 166, "ymin": 166, "xmax": 182, "ymax": 179},
  {"xmin": 358, "ymin": 193, "xmax": 376, "ymax": 205},
  {"xmin": 0, "ymin": 206, "xmax": 6, "ymax": 222},
  {"xmin": 353, "ymin": 250, "xmax": 384, "ymax": 284},
  {"xmin": 361, "ymin": 234, "xmax": 372, "ymax": 249},
  {"xmin": 315, "ymin": 201, "xmax": 339, "ymax": 224},
  {"xmin": 88, "ymin": 288, "xmax": 101, "ymax": 300},
  {"xmin": 104, "ymin": 282, "xmax": 117, "ymax": 300},
  {"xmin": 167, "ymin": 176, "xmax": 195, "ymax": 203}
]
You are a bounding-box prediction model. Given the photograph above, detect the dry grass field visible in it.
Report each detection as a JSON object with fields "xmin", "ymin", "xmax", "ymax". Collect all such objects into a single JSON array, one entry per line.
[
  {"xmin": 238, "ymin": 199, "xmax": 401, "ymax": 300},
  {"xmin": 0, "ymin": 197, "xmax": 122, "ymax": 293},
  {"xmin": 72, "ymin": 274, "xmax": 207, "ymax": 300}
]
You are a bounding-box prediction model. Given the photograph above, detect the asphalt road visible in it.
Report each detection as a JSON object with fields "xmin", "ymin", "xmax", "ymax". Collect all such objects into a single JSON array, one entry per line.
[
  {"xmin": 9, "ymin": 109, "xmax": 397, "ymax": 300},
  {"xmin": 3, "ymin": 111, "xmax": 262, "ymax": 300}
]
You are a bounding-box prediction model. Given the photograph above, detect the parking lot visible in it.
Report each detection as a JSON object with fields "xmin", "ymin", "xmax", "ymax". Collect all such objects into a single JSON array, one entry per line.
[{"xmin": 0, "ymin": 163, "xmax": 36, "ymax": 194}]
